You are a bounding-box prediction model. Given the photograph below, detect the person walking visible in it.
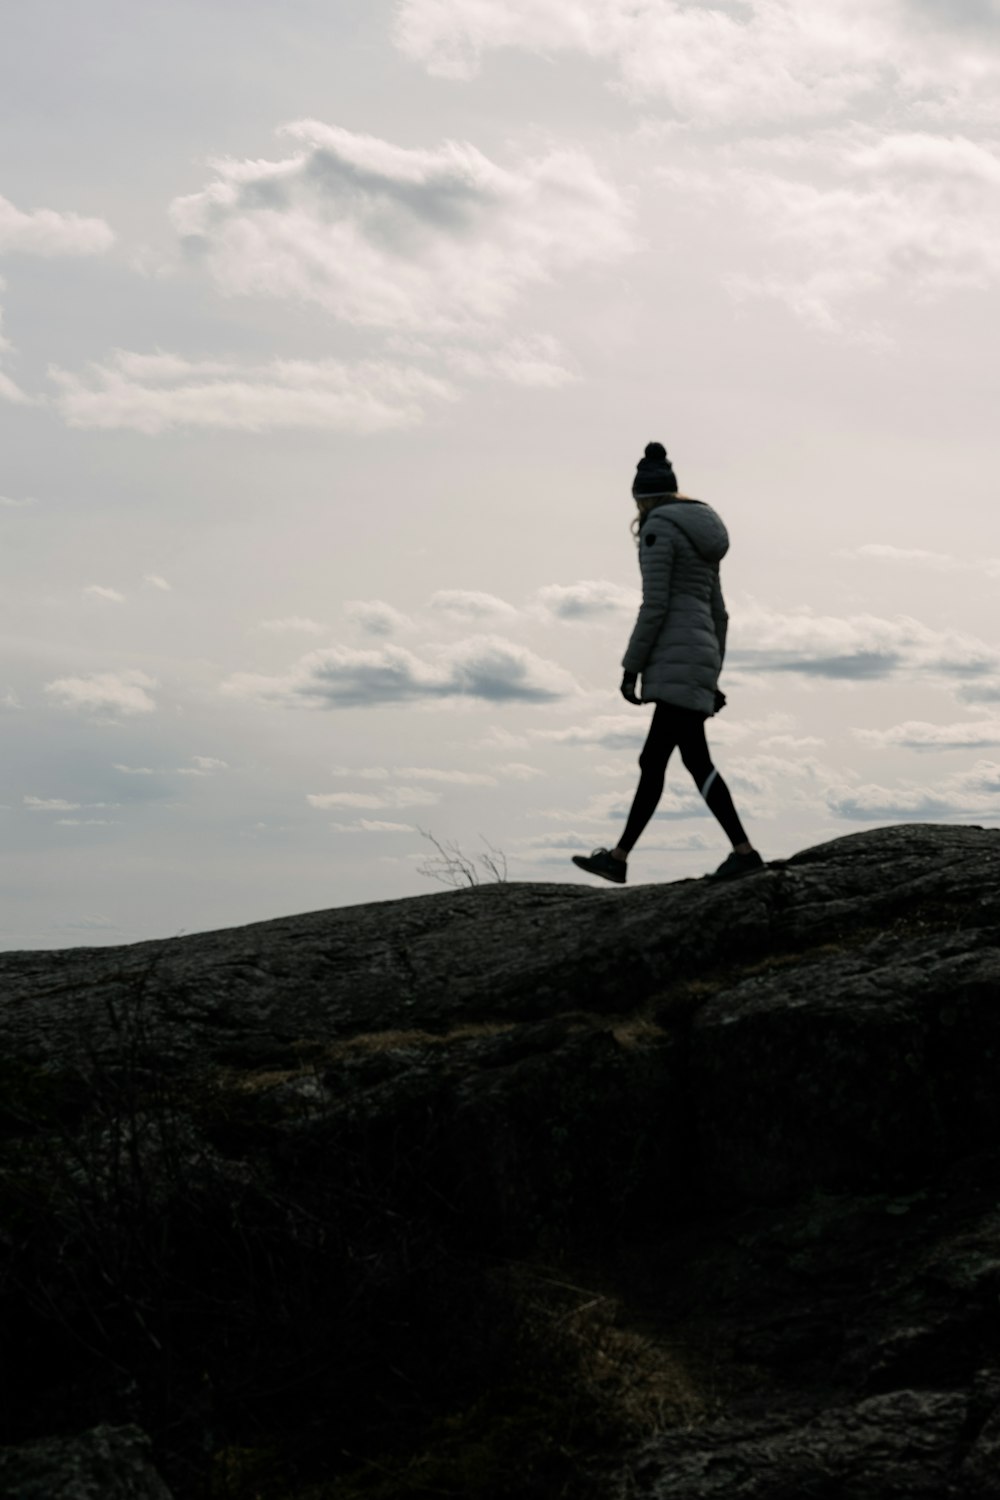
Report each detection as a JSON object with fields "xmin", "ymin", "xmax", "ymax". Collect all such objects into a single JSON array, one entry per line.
[{"xmin": 572, "ymin": 441, "xmax": 763, "ymax": 885}]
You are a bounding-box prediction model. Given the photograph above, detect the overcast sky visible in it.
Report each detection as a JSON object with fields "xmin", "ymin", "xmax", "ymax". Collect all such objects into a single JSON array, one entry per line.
[{"xmin": 4, "ymin": 0, "xmax": 1000, "ymax": 950}]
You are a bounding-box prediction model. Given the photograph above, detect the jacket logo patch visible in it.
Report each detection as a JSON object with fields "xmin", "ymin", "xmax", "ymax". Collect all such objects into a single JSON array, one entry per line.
[{"xmin": 645, "ymin": 533, "xmax": 656, "ymax": 546}]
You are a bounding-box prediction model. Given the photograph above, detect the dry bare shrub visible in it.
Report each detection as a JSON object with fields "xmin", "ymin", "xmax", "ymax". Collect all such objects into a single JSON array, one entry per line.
[{"xmin": 416, "ymin": 830, "xmax": 508, "ymax": 888}]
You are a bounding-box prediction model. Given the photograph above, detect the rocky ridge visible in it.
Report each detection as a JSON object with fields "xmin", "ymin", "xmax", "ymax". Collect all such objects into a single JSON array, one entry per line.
[{"xmin": 1, "ymin": 823, "xmax": 999, "ymax": 1498}]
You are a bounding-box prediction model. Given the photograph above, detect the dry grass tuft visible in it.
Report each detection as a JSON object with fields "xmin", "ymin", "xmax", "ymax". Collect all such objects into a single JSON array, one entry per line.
[{"xmin": 500, "ymin": 1262, "xmax": 710, "ymax": 1439}]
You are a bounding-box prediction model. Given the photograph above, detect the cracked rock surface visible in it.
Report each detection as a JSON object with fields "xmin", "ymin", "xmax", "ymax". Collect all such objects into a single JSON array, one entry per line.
[{"xmin": 2, "ymin": 823, "xmax": 999, "ymax": 1498}]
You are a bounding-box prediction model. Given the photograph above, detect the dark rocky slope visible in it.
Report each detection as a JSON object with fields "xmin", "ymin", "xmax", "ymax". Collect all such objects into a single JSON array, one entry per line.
[{"xmin": 1, "ymin": 823, "xmax": 999, "ymax": 1498}]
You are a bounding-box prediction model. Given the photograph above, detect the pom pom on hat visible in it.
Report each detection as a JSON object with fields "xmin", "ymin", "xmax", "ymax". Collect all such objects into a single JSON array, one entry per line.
[{"xmin": 632, "ymin": 440, "xmax": 678, "ymax": 499}]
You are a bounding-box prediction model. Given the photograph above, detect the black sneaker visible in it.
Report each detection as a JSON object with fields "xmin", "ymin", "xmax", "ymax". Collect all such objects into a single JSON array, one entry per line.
[
  {"xmin": 571, "ymin": 848, "xmax": 627, "ymax": 884},
  {"xmin": 706, "ymin": 848, "xmax": 765, "ymax": 883}
]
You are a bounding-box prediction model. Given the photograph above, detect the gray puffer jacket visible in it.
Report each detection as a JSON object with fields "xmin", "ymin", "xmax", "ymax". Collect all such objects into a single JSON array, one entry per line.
[{"xmin": 621, "ymin": 498, "xmax": 729, "ymax": 715}]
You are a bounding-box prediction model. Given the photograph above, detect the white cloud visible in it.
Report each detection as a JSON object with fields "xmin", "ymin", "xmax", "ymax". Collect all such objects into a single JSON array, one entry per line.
[
  {"xmin": 307, "ymin": 786, "xmax": 440, "ymax": 809},
  {"xmin": 826, "ymin": 759, "xmax": 1000, "ymax": 820},
  {"xmin": 589, "ymin": 762, "xmax": 632, "ymax": 779},
  {"xmin": 727, "ymin": 752, "xmax": 830, "ymax": 794},
  {"xmin": 113, "ymin": 757, "xmax": 229, "ymax": 776},
  {"xmin": 0, "ymin": 494, "xmax": 37, "ymax": 508},
  {"xmin": 534, "ymin": 578, "xmax": 636, "ymax": 620},
  {"xmin": 855, "ymin": 718, "xmax": 1000, "ymax": 751},
  {"xmin": 0, "ymin": 371, "xmax": 30, "ymax": 405},
  {"xmin": 644, "ymin": 123, "xmax": 1000, "ymax": 335},
  {"xmin": 959, "ymin": 681, "xmax": 1000, "ymax": 704},
  {"xmin": 606, "ymin": 1, "xmax": 894, "ymax": 125},
  {"xmin": 492, "ymin": 761, "xmax": 544, "ymax": 780},
  {"xmin": 311, "ymin": 792, "xmax": 386, "ymax": 809},
  {"xmin": 721, "ymin": 139, "xmax": 1000, "ymax": 331},
  {"xmin": 477, "ymin": 726, "xmax": 530, "ymax": 750},
  {"xmin": 844, "ymin": 130, "xmax": 1000, "ymax": 184},
  {"xmin": 49, "ymin": 350, "xmax": 457, "ymax": 434},
  {"xmin": 23, "ymin": 796, "xmax": 120, "ymax": 825},
  {"xmin": 143, "ymin": 574, "xmax": 172, "ymax": 591},
  {"xmin": 399, "ymin": 0, "xmax": 1000, "ymax": 341},
  {"xmin": 0, "ymin": 294, "xmax": 34, "ymax": 406},
  {"xmin": 178, "ymin": 756, "xmax": 230, "ymax": 775},
  {"xmin": 44, "ymin": 669, "xmax": 158, "ymax": 718},
  {"xmin": 443, "ymin": 334, "xmax": 579, "ymax": 387},
  {"xmin": 394, "ymin": 1, "xmax": 1000, "ymax": 125},
  {"xmin": 223, "ymin": 635, "xmax": 578, "ymax": 707},
  {"xmin": 332, "ymin": 819, "xmax": 417, "ymax": 833},
  {"xmin": 388, "ymin": 332, "xmax": 578, "ymax": 386},
  {"xmin": 256, "ymin": 616, "xmax": 327, "ymax": 634},
  {"xmin": 344, "ymin": 599, "xmax": 414, "ymax": 636},
  {"xmin": 704, "ymin": 712, "xmax": 800, "ymax": 746},
  {"xmin": 329, "ymin": 765, "xmax": 392, "ymax": 780},
  {"xmin": 730, "ymin": 602, "xmax": 999, "ymax": 682},
  {"xmin": 393, "ymin": 765, "xmax": 497, "ymax": 785},
  {"xmin": 848, "ymin": 543, "xmax": 1000, "ymax": 580},
  {"xmin": 535, "ymin": 713, "xmax": 645, "ymax": 749},
  {"xmin": 758, "ymin": 734, "xmax": 826, "ymax": 751},
  {"xmin": 429, "ymin": 589, "xmax": 518, "ymax": 621},
  {"xmin": 393, "ymin": 0, "xmax": 617, "ymax": 80},
  {"xmin": 1, "ymin": 196, "xmax": 113, "ymax": 406},
  {"xmin": 170, "ymin": 120, "xmax": 634, "ymax": 332},
  {"xmin": 84, "ymin": 584, "xmax": 125, "ymax": 603},
  {"xmin": 0, "ymin": 193, "xmax": 114, "ymax": 256}
]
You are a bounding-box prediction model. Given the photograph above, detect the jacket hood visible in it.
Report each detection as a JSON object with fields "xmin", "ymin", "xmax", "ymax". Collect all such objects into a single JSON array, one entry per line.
[{"xmin": 645, "ymin": 499, "xmax": 729, "ymax": 564}]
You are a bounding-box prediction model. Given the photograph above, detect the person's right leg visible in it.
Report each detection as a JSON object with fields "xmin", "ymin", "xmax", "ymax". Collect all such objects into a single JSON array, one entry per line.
[{"xmin": 612, "ymin": 703, "xmax": 679, "ymax": 859}]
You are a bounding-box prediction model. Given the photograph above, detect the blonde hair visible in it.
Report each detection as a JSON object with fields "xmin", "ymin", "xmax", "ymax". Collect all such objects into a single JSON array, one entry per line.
[{"xmin": 631, "ymin": 492, "xmax": 685, "ymax": 539}]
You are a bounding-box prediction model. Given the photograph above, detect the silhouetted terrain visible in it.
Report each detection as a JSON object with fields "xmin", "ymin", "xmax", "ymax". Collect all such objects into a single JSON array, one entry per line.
[{"xmin": 2, "ymin": 823, "xmax": 999, "ymax": 1498}]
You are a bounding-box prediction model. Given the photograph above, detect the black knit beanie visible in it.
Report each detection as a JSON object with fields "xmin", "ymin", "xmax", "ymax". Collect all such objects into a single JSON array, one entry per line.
[{"xmin": 632, "ymin": 441, "xmax": 678, "ymax": 500}]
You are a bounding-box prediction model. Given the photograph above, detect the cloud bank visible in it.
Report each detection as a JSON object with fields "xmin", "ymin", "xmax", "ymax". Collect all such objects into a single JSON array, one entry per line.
[
  {"xmin": 827, "ymin": 760, "xmax": 1000, "ymax": 820},
  {"xmin": 223, "ymin": 636, "xmax": 578, "ymax": 708},
  {"xmin": 394, "ymin": 0, "xmax": 1000, "ymax": 124},
  {"xmin": 430, "ymin": 589, "xmax": 519, "ymax": 622},
  {"xmin": 392, "ymin": 5, "xmax": 1000, "ymax": 333},
  {"xmin": 715, "ymin": 131, "xmax": 1000, "ymax": 332},
  {"xmin": 731, "ymin": 604, "xmax": 998, "ymax": 683},
  {"xmin": 49, "ymin": 351, "xmax": 457, "ymax": 433},
  {"xmin": 171, "ymin": 120, "xmax": 634, "ymax": 332},
  {"xmin": 849, "ymin": 544, "xmax": 1000, "ymax": 580},
  {"xmin": 535, "ymin": 579, "xmax": 636, "ymax": 620},
  {"xmin": 307, "ymin": 786, "xmax": 441, "ymax": 810},
  {"xmin": 856, "ymin": 718, "xmax": 1000, "ymax": 752},
  {"xmin": 344, "ymin": 600, "xmax": 415, "ymax": 636},
  {"xmin": 0, "ymin": 194, "xmax": 114, "ymax": 256},
  {"xmin": 44, "ymin": 670, "xmax": 158, "ymax": 718},
  {"xmin": 1, "ymin": 193, "xmax": 115, "ymax": 404}
]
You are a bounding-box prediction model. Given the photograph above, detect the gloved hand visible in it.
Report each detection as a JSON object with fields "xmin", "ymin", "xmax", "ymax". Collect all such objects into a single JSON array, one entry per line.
[
  {"xmin": 620, "ymin": 671, "xmax": 641, "ymax": 705},
  {"xmin": 713, "ymin": 687, "xmax": 727, "ymax": 714}
]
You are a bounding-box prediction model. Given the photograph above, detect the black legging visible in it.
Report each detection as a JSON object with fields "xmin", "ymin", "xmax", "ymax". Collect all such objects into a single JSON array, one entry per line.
[{"xmin": 618, "ymin": 702, "xmax": 748, "ymax": 855}]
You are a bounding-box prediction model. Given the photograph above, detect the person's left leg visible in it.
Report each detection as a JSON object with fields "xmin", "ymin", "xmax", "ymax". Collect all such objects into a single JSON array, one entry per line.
[{"xmin": 676, "ymin": 715, "xmax": 752, "ymax": 850}]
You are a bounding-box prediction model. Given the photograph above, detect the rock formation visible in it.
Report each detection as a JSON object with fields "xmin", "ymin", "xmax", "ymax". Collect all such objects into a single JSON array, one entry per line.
[
  {"xmin": 1, "ymin": 823, "xmax": 998, "ymax": 1497},
  {"xmin": 0, "ymin": 1424, "xmax": 173, "ymax": 1500}
]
